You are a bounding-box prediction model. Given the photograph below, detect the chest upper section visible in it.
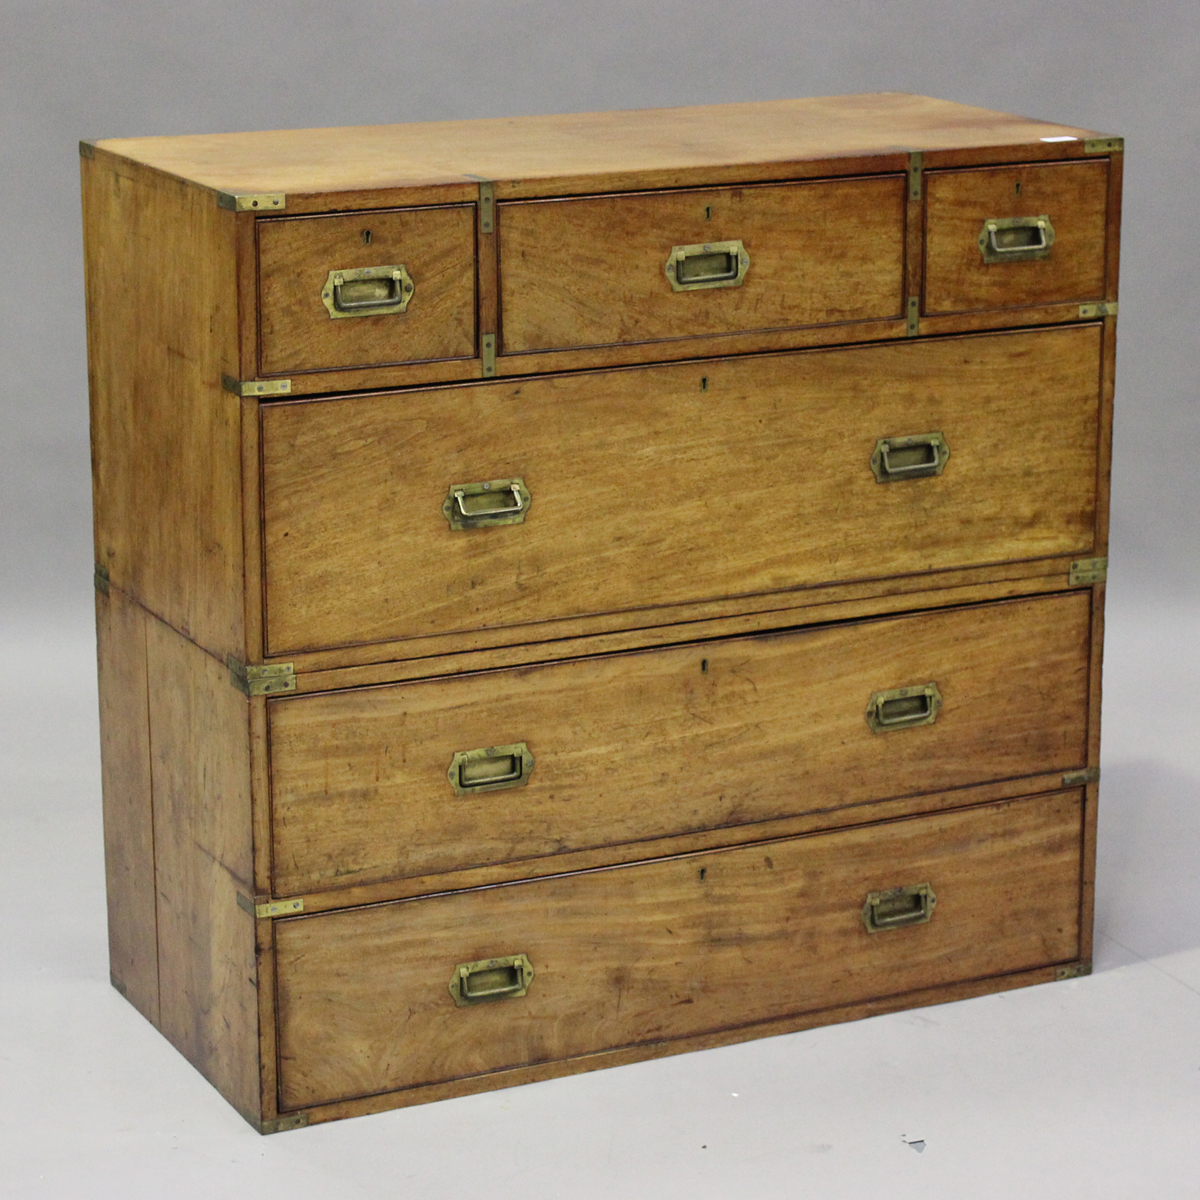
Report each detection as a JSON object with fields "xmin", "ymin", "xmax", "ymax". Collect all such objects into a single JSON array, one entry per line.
[{"xmin": 90, "ymin": 94, "xmax": 1121, "ymax": 399}]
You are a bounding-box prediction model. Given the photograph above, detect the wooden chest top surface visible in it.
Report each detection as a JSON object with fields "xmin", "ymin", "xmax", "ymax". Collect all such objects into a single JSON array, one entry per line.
[{"xmin": 92, "ymin": 92, "xmax": 1107, "ymax": 196}]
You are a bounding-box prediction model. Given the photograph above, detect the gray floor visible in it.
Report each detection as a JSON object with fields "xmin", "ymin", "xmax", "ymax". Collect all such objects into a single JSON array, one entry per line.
[{"xmin": 2, "ymin": 597, "xmax": 1197, "ymax": 1199}]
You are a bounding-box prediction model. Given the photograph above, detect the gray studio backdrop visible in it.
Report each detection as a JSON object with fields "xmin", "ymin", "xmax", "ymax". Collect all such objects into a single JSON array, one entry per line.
[{"xmin": 1, "ymin": 0, "xmax": 1197, "ymax": 637}]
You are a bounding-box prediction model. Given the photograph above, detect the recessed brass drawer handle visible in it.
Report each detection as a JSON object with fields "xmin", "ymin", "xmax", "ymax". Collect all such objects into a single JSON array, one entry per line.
[
  {"xmin": 861, "ymin": 883, "xmax": 936, "ymax": 932},
  {"xmin": 665, "ymin": 239, "xmax": 749, "ymax": 291},
  {"xmin": 321, "ymin": 265, "xmax": 415, "ymax": 318},
  {"xmin": 441, "ymin": 477, "xmax": 531, "ymax": 530},
  {"xmin": 865, "ymin": 683, "xmax": 942, "ymax": 733},
  {"xmin": 870, "ymin": 432, "xmax": 949, "ymax": 482},
  {"xmin": 977, "ymin": 215, "xmax": 1055, "ymax": 263},
  {"xmin": 447, "ymin": 743, "xmax": 535, "ymax": 795},
  {"xmin": 449, "ymin": 954, "xmax": 535, "ymax": 1006}
]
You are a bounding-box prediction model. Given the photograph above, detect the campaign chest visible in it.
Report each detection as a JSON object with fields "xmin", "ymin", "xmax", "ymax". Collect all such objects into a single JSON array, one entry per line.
[{"xmin": 81, "ymin": 93, "xmax": 1121, "ymax": 1132}]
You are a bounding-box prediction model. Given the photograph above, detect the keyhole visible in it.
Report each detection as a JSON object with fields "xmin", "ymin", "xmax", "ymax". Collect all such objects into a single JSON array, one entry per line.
[
  {"xmin": 361, "ymin": 229, "xmax": 372, "ymax": 244},
  {"xmin": 704, "ymin": 205, "xmax": 712, "ymax": 220},
  {"xmin": 699, "ymin": 867, "xmax": 707, "ymax": 881},
  {"xmin": 700, "ymin": 377, "xmax": 708, "ymax": 391},
  {"xmin": 701, "ymin": 658, "xmax": 709, "ymax": 672},
  {"xmin": 1015, "ymin": 183, "xmax": 1021, "ymax": 196}
]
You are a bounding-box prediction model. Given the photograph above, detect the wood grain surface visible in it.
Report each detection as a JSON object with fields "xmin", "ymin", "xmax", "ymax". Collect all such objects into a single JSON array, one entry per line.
[
  {"xmin": 82, "ymin": 151, "xmax": 247, "ymax": 664},
  {"xmin": 92, "ymin": 94, "xmax": 1103, "ymax": 198},
  {"xmin": 258, "ymin": 205, "xmax": 476, "ymax": 375},
  {"xmin": 498, "ymin": 176, "xmax": 904, "ymax": 352},
  {"xmin": 261, "ymin": 325, "xmax": 1102, "ymax": 655},
  {"xmin": 276, "ymin": 772, "xmax": 1077, "ymax": 917},
  {"xmin": 275, "ymin": 789, "xmax": 1083, "ymax": 1109},
  {"xmin": 1103, "ymin": 149, "xmax": 1124, "ymax": 303},
  {"xmin": 95, "ymin": 587, "xmax": 159, "ymax": 1024},
  {"xmin": 279, "ymin": 559, "xmax": 1077, "ymax": 685},
  {"xmin": 268, "ymin": 592, "xmax": 1090, "ymax": 894},
  {"xmin": 924, "ymin": 160, "xmax": 1109, "ymax": 314},
  {"xmin": 1080, "ymin": 317, "xmax": 1119, "ymax": 961},
  {"xmin": 1081, "ymin": 584, "xmax": 1106, "ymax": 967},
  {"xmin": 144, "ymin": 616, "xmax": 260, "ymax": 1123},
  {"xmin": 288, "ymin": 961, "xmax": 1068, "ymax": 1124}
]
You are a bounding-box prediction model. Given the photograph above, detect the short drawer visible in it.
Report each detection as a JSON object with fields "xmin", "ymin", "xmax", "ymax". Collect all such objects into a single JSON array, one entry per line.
[
  {"xmin": 924, "ymin": 160, "xmax": 1109, "ymax": 314},
  {"xmin": 275, "ymin": 789, "xmax": 1083, "ymax": 1109},
  {"xmin": 267, "ymin": 591, "xmax": 1090, "ymax": 894},
  {"xmin": 261, "ymin": 325, "xmax": 1101, "ymax": 655},
  {"xmin": 497, "ymin": 175, "xmax": 906, "ymax": 352},
  {"xmin": 257, "ymin": 205, "xmax": 477, "ymax": 375}
]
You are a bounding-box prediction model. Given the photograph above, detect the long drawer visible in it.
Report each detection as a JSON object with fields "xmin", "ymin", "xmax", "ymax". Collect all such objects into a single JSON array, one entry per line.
[
  {"xmin": 275, "ymin": 789, "xmax": 1083, "ymax": 1110},
  {"xmin": 260, "ymin": 324, "xmax": 1101, "ymax": 655},
  {"xmin": 267, "ymin": 591, "xmax": 1090, "ymax": 895},
  {"xmin": 497, "ymin": 175, "xmax": 905, "ymax": 352}
]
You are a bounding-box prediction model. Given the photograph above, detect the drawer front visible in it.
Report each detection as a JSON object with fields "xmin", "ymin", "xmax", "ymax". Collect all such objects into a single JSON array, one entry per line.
[
  {"xmin": 498, "ymin": 175, "xmax": 905, "ymax": 352},
  {"xmin": 261, "ymin": 325, "xmax": 1101, "ymax": 655},
  {"xmin": 257, "ymin": 206, "xmax": 477, "ymax": 375},
  {"xmin": 924, "ymin": 160, "xmax": 1109, "ymax": 315},
  {"xmin": 275, "ymin": 790, "xmax": 1083, "ymax": 1109},
  {"xmin": 268, "ymin": 592, "xmax": 1090, "ymax": 894}
]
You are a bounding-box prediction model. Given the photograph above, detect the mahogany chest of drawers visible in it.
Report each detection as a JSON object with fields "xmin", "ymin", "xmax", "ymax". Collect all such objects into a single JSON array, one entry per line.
[{"xmin": 82, "ymin": 93, "xmax": 1121, "ymax": 1132}]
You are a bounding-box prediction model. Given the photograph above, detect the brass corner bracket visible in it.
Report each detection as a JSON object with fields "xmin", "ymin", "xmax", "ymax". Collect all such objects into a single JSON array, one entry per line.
[
  {"xmin": 227, "ymin": 657, "xmax": 296, "ymax": 697},
  {"xmin": 221, "ymin": 375, "xmax": 292, "ymax": 398},
  {"xmin": 216, "ymin": 191, "xmax": 286, "ymax": 213},
  {"xmin": 479, "ymin": 180, "xmax": 495, "ymax": 233},
  {"xmin": 257, "ymin": 1113, "xmax": 310, "ymax": 1135},
  {"xmin": 1055, "ymin": 962, "xmax": 1092, "ymax": 981},
  {"xmin": 907, "ymin": 151, "xmax": 923, "ymax": 201},
  {"xmin": 1069, "ymin": 557, "xmax": 1107, "ymax": 586},
  {"xmin": 237, "ymin": 893, "xmax": 304, "ymax": 919}
]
